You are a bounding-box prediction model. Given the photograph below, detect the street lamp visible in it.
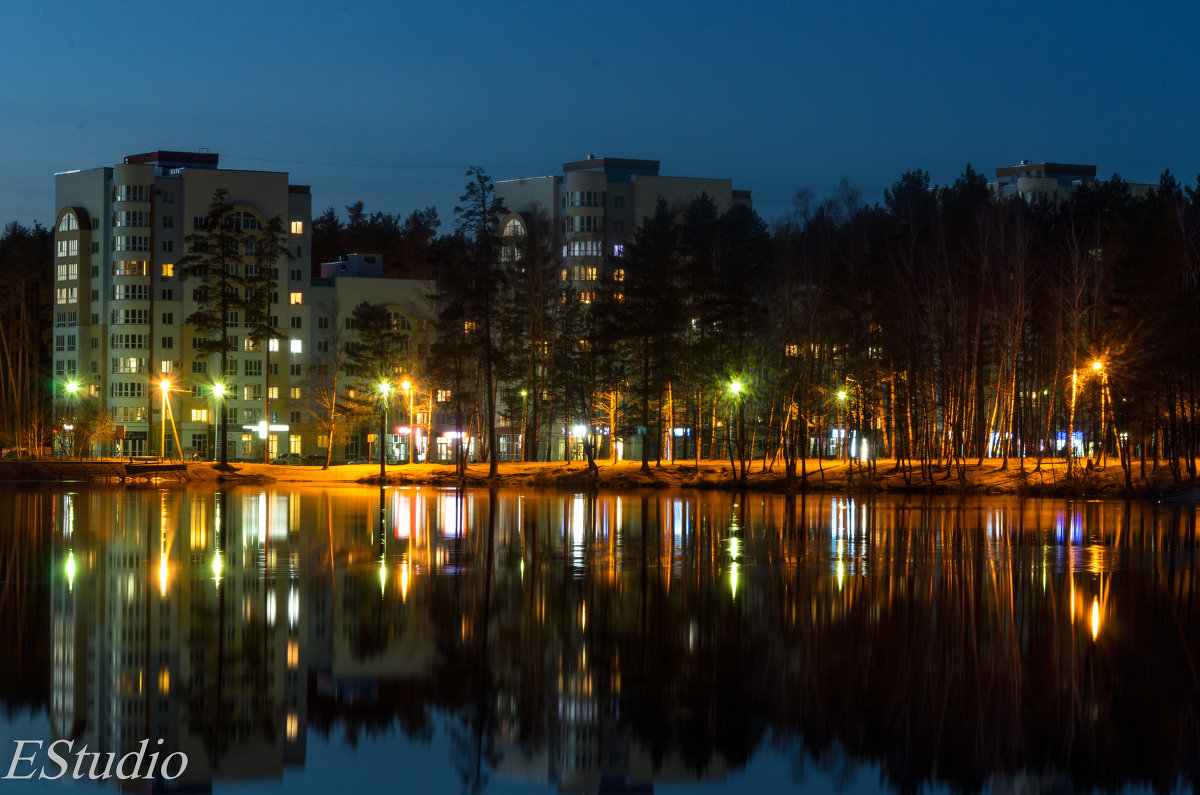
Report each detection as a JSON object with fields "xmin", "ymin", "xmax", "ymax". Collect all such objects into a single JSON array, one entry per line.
[
  {"xmin": 378, "ymin": 380, "xmax": 391, "ymax": 479},
  {"xmin": 401, "ymin": 379, "xmax": 413, "ymax": 464},
  {"xmin": 63, "ymin": 380, "xmax": 80, "ymax": 458},
  {"xmin": 728, "ymin": 379, "xmax": 745, "ymax": 479},
  {"xmin": 836, "ymin": 390, "xmax": 848, "ymax": 459},
  {"xmin": 211, "ymin": 382, "xmax": 226, "ymax": 463},
  {"xmin": 159, "ymin": 379, "xmax": 171, "ymax": 460}
]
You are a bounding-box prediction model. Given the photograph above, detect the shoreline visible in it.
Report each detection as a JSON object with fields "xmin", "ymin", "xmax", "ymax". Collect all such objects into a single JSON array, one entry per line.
[{"xmin": 2, "ymin": 457, "xmax": 1196, "ymax": 500}]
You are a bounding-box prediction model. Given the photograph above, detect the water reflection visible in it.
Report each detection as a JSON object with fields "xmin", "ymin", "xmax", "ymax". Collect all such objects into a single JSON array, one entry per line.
[{"xmin": 3, "ymin": 488, "xmax": 1198, "ymax": 792}]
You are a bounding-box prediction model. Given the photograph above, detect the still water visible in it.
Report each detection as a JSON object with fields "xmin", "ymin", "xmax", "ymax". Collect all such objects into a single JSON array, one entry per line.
[{"xmin": 0, "ymin": 485, "xmax": 1198, "ymax": 794}]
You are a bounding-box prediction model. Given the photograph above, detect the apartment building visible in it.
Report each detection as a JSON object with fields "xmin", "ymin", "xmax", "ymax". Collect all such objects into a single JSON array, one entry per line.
[
  {"xmin": 53, "ymin": 150, "xmax": 312, "ymax": 460},
  {"xmin": 990, "ymin": 160, "xmax": 1157, "ymax": 206}
]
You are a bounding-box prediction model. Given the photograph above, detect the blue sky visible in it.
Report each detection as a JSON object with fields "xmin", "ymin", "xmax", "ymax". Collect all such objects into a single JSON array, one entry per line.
[{"xmin": 3, "ymin": 0, "xmax": 1198, "ymax": 230}]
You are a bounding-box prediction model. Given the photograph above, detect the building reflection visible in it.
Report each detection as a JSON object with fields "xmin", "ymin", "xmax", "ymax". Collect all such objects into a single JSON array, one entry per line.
[{"xmin": 35, "ymin": 487, "xmax": 1200, "ymax": 793}]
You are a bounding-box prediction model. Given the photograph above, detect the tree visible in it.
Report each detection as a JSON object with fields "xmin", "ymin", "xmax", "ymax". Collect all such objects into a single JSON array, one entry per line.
[
  {"xmin": 245, "ymin": 216, "xmax": 292, "ymax": 462},
  {"xmin": 451, "ymin": 167, "xmax": 508, "ymax": 477},
  {"xmin": 345, "ymin": 301, "xmax": 406, "ymax": 463},
  {"xmin": 178, "ymin": 190, "xmax": 245, "ymax": 468}
]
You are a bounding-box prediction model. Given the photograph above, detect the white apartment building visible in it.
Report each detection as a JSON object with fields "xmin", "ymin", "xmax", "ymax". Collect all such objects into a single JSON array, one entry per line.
[{"xmin": 52, "ymin": 150, "xmax": 312, "ymax": 460}]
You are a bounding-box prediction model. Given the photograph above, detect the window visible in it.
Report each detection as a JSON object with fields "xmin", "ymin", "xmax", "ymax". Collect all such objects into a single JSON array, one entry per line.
[
  {"xmin": 224, "ymin": 311, "xmax": 239, "ymax": 327},
  {"xmin": 613, "ymin": 267, "xmax": 625, "ymax": 281},
  {"xmin": 115, "ymin": 211, "xmax": 147, "ymax": 228},
  {"xmin": 192, "ymin": 216, "xmax": 207, "ymax": 229},
  {"xmin": 613, "ymin": 244, "xmax": 625, "ymax": 258},
  {"xmin": 91, "ymin": 244, "xmax": 99, "ymax": 255},
  {"xmin": 317, "ymin": 316, "xmax": 329, "ymax": 329},
  {"xmin": 244, "ymin": 385, "xmax": 263, "ymax": 401},
  {"xmin": 111, "ymin": 357, "xmax": 146, "ymax": 374},
  {"xmin": 565, "ymin": 240, "xmax": 603, "ymax": 257},
  {"xmin": 290, "ymin": 268, "xmax": 302, "ymax": 281},
  {"xmin": 267, "ymin": 386, "xmax": 278, "ymax": 399},
  {"xmin": 111, "ymin": 382, "xmax": 144, "ymax": 398},
  {"xmin": 573, "ymin": 266, "xmax": 597, "ymax": 281},
  {"xmin": 110, "ymin": 333, "xmax": 147, "ymax": 349},
  {"xmin": 613, "ymin": 195, "xmax": 625, "ymax": 208},
  {"xmin": 785, "ymin": 344, "xmax": 800, "ymax": 357},
  {"xmin": 317, "ymin": 340, "xmax": 329, "ymax": 353},
  {"xmin": 57, "ymin": 214, "xmax": 78, "ymax": 232},
  {"xmin": 268, "ymin": 339, "xmax": 280, "ymax": 352},
  {"xmin": 289, "ymin": 292, "xmax": 302, "ymax": 305},
  {"xmin": 162, "ymin": 240, "xmax": 173, "ymax": 253},
  {"xmin": 162, "ymin": 312, "xmax": 173, "ymax": 324},
  {"xmin": 190, "ymin": 409, "xmax": 208, "ymax": 422},
  {"xmin": 114, "ymin": 235, "xmax": 150, "ymax": 252},
  {"xmin": 245, "ymin": 360, "xmax": 262, "ymax": 376},
  {"xmin": 56, "ymin": 240, "xmax": 79, "ymax": 258},
  {"xmin": 113, "ymin": 406, "xmax": 146, "ymax": 422},
  {"xmin": 225, "ymin": 359, "xmax": 238, "ymax": 375},
  {"xmin": 161, "ymin": 289, "xmax": 174, "ymax": 300},
  {"xmin": 565, "ymin": 216, "xmax": 601, "ymax": 233},
  {"xmin": 568, "ymin": 191, "xmax": 604, "ymax": 207},
  {"xmin": 161, "ymin": 360, "xmax": 173, "ymax": 374},
  {"xmin": 269, "ymin": 363, "xmax": 279, "ymax": 375},
  {"xmin": 56, "ymin": 263, "xmax": 78, "ymax": 281},
  {"xmin": 290, "ymin": 220, "xmax": 303, "ymax": 234},
  {"xmin": 437, "ymin": 389, "xmax": 451, "ymax": 403},
  {"xmin": 112, "ymin": 260, "xmax": 148, "ymax": 276},
  {"xmin": 55, "ymin": 287, "xmax": 78, "ymax": 305},
  {"xmin": 91, "ymin": 337, "xmax": 98, "ymax": 350},
  {"xmin": 161, "ymin": 190, "xmax": 174, "ymax": 203},
  {"xmin": 115, "ymin": 185, "xmax": 147, "ymax": 202},
  {"xmin": 289, "ymin": 364, "xmax": 301, "ymax": 376},
  {"xmin": 580, "ymin": 292, "xmax": 595, "ymax": 304},
  {"xmin": 112, "ymin": 284, "xmax": 149, "ymax": 301},
  {"xmin": 162, "ymin": 263, "xmax": 175, "ymax": 278},
  {"xmin": 192, "ymin": 361, "xmax": 207, "ymax": 374},
  {"xmin": 163, "ymin": 216, "xmax": 174, "ymax": 229},
  {"xmin": 290, "ymin": 387, "xmax": 301, "ymax": 399}
]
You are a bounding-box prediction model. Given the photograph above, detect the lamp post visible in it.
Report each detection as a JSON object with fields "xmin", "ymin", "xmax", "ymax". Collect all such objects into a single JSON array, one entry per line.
[
  {"xmin": 63, "ymin": 380, "xmax": 80, "ymax": 458},
  {"xmin": 159, "ymin": 379, "xmax": 171, "ymax": 460},
  {"xmin": 836, "ymin": 390, "xmax": 848, "ymax": 460},
  {"xmin": 1091, "ymin": 359, "xmax": 1106, "ymax": 466},
  {"xmin": 378, "ymin": 380, "xmax": 391, "ymax": 479},
  {"xmin": 212, "ymin": 382, "xmax": 226, "ymax": 463},
  {"xmin": 728, "ymin": 379, "xmax": 744, "ymax": 480},
  {"xmin": 1067, "ymin": 359, "xmax": 1105, "ymax": 474},
  {"xmin": 402, "ymin": 379, "xmax": 413, "ymax": 464}
]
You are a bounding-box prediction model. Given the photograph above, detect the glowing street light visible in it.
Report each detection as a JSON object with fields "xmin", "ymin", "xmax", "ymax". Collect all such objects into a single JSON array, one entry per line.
[
  {"xmin": 211, "ymin": 382, "xmax": 226, "ymax": 463},
  {"xmin": 160, "ymin": 379, "xmax": 171, "ymax": 460}
]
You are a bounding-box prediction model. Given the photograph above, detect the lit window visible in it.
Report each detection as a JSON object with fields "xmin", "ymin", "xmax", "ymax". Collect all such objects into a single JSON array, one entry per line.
[
  {"xmin": 287, "ymin": 639, "xmax": 299, "ymax": 669},
  {"xmin": 580, "ymin": 292, "xmax": 594, "ymax": 304},
  {"xmin": 162, "ymin": 263, "xmax": 174, "ymax": 277},
  {"xmin": 161, "ymin": 360, "xmax": 173, "ymax": 374},
  {"xmin": 269, "ymin": 339, "xmax": 280, "ymax": 352},
  {"xmin": 290, "ymin": 221, "xmax": 303, "ymax": 234},
  {"xmin": 290, "ymin": 387, "xmax": 301, "ymax": 399},
  {"xmin": 613, "ymin": 268, "xmax": 625, "ymax": 282},
  {"xmin": 190, "ymin": 409, "xmax": 209, "ymax": 422},
  {"xmin": 290, "ymin": 339, "xmax": 302, "ymax": 353},
  {"xmin": 289, "ymin": 292, "xmax": 302, "ymax": 305},
  {"xmin": 286, "ymin": 712, "xmax": 298, "ymax": 741},
  {"xmin": 613, "ymin": 244, "xmax": 625, "ymax": 257},
  {"xmin": 464, "ymin": 321, "xmax": 476, "ymax": 334},
  {"xmin": 785, "ymin": 344, "xmax": 799, "ymax": 357}
]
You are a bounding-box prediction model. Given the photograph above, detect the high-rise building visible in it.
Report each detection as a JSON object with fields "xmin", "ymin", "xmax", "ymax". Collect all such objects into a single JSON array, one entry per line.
[
  {"xmin": 496, "ymin": 156, "xmax": 752, "ymax": 300},
  {"xmin": 53, "ymin": 150, "xmax": 312, "ymax": 460}
]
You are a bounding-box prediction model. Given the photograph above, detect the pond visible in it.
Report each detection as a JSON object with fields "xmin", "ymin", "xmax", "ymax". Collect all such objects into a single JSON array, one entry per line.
[{"xmin": 0, "ymin": 485, "xmax": 1197, "ymax": 793}]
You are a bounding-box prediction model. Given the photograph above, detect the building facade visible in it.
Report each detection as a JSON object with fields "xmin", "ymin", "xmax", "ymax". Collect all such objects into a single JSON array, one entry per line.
[{"xmin": 52, "ymin": 150, "xmax": 313, "ymax": 460}]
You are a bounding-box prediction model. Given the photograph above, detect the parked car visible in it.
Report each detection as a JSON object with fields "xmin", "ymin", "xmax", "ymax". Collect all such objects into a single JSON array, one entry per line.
[
  {"xmin": 302, "ymin": 454, "xmax": 324, "ymax": 466},
  {"xmin": 271, "ymin": 453, "xmax": 304, "ymax": 465}
]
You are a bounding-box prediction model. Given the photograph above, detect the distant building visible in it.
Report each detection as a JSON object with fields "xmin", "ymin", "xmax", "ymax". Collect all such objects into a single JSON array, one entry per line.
[
  {"xmin": 989, "ymin": 160, "xmax": 1157, "ymax": 206},
  {"xmin": 497, "ymin": 155, "xmax": 752, "ymax": 298}
]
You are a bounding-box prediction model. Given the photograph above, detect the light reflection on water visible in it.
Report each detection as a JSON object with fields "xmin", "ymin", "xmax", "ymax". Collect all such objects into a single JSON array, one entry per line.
[{"xmin": 1, "ymin": 486, "xmax": 1198, "ymax": 793}]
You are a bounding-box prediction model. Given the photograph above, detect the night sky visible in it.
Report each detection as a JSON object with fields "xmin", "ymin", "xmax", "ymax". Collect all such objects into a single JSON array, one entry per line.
[{"xmin": 4, "ymin": 0, "xmax": 1198, "ymax": 229}]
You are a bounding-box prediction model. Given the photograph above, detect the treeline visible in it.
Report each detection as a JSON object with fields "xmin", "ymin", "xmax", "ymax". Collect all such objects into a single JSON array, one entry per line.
[
  {"xmin": 419, "ymin": 166, "xmax": 1200, "ymax": 485},
  {"xmin": 0, "ymin": 221, "xmax": 51, "ymax": 452}
]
